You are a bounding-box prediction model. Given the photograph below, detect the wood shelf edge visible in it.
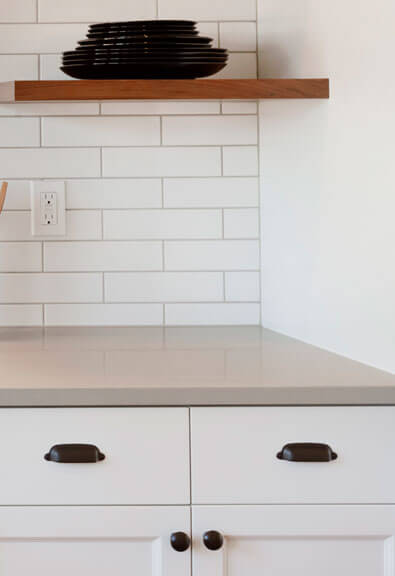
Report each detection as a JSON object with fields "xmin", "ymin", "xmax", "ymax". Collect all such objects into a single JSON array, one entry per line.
[{"xmin": 0, "ymin": 79, "xmax": 329, "ymax": 103}]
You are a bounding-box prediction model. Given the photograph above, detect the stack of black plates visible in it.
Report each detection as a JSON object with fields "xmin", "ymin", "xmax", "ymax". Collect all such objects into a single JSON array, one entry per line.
[{"xmin": 61, "ymin": 20, "xmax": 228, "ymax": 79}]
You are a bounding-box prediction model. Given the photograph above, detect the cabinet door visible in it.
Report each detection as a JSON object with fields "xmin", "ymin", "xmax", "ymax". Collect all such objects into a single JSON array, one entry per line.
[
  {"xmin": 193, "ymin": 505, "xmax": 395, "ymax": 576},
  {"xmin": 0, "ymin": 506, "xmax": 190, "ymax": 576}
]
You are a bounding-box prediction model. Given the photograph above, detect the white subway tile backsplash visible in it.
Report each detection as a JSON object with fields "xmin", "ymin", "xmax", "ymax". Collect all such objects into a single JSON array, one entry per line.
[
  {"xmin": 0, "ymin": 118, "xmax": 39, "ymax": 147},
  {"xmin": 162, "ymin": 115, "xmax": 258, "ymax": 146},
  {"xmin": 224, "ymin": 208, "xmax": 260, "ymax": 238},
  {"xmin": 158, "ymin": 0, "xmax": 256, "ymax": 21},
  {"xmin": 0, "ymin": 243, "xmax": 42, "ymax": 272},
  {"xmin": 0, "ymin": 149, "xmax": 101, "ymax": 178},
  {"xmin": 105, "ymin": 272, "xmax": 223, "ymax": 303},
  {"xmin": 225, "ymin": 271, "xmax": 260, "ymax": 302},
  {"xmin": 214, "ymin": 53, "xmax": 257, "ymax": 79},
  {"xmin": 101, "ymin": 101, "xmax": 220, "ymax": 116},
  {"xmin": 0, "ymin": 1, "xmax": 36, "ymax": 23},
  {"xmin": 0, "ymin": 273, "xmax": 102, "ymax": 303},
  {"xmin": 0, "ymin": 102, "xmax": 100, "ymax": 116},
  {"xmin": 1, "ymin": 181, "xmax": 31, "ymax": 210},
  {"xmin": 0, "ymin": 24, "xmax": 87, "ymax": 53},
  {"xmin": 164, "ymin": 178, "xmax": 259, "ymax": 208},
  {"xmin": 45, "ymin": 303, "xmax": 163, "ymax": 326},
  {"xmin": 197, "ymin": 23, "xmax": 219, "ymax": 47},
  {"xmin": 102, "ymin": 147, "xmax": 222, "ymax": 177},
  {"xmin": 44, "ymin": 241, "xmax": 163, "ymax": 272},
  {"xmin": 66, "ymin": 179, "xmax": 162, "ymax": 209},
  {"xmin": 0, "ymin": 55, "xmax": 37, "ymax": 81},
  {"xmin": 38, "ymin": 0, "xmax": 156, "ymax": 23},
  {"xmin": 42, "ymin": 117, "xmax": 161, "ymax": 147},
  {"xmin": 165, "ymin": 240, "xmax": 260, "ymax": 271},
  {"xmin": 103, "ymin": 209, "xmax": 222, "ymax": 240},
  {"xmin": 219, "ymin": 22, "xmax": 257, "ymax": 52},
  {"xmin": 223, "ymin": 146, "xmax": 259, "ymax": 176},
  {"xmin": 0, "ymin": 305, "xmax": 43, "ymax": 327},
  {"xmin": 40, "ymin": 54, "xmax": 69, "ymax": 80},
  {"xmin": 165, "ymin": 303, "xmax": 261, "ymax": 325},
  {"xmin": 0, "ymin": 211, "xmax": 102, "ymax": 241},
  {"xmin": 221, "ymin": 101, "xmax": 258, "ymax": 115}
]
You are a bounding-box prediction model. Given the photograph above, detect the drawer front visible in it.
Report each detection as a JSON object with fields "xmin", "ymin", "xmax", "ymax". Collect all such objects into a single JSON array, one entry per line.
[
  {"xmin": 191, "ymin": 407, "xmax": 395, "ymax": 504},
  {"xmin": 0, "ymin": 408, "xmax": 189, "ymax": 505}
]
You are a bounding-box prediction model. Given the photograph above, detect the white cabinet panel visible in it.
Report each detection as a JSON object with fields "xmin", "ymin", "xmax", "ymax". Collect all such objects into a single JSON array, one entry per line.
[
  {"xmin": 0, "ymin": 506, "xmax": 190, "ymax": 576},
  {"xmin": 0, "ymin": 408, "xmax": 189, "ymax": 505},
  {"xmin": 193, "ymin": 505, "xmax": 395, "ymax": 576},
  {"xmin": 191, "ymin": 407, "xmax": 395, "ymax": 503}
]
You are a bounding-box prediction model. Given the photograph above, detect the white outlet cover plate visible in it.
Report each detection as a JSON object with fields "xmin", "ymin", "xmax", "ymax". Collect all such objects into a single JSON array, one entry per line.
[{"xmin": 31, "ymin": 181, "xmax": 66, "ymax": 237}]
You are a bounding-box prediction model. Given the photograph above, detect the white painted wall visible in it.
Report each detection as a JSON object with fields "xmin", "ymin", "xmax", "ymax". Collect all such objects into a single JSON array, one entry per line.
[{"xmin": 258, "ymin": 0, "xmax": 395, "ymax": 372}]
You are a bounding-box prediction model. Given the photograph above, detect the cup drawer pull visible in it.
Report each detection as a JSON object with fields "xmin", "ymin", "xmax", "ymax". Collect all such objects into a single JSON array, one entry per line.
[
  {"xmin": 44, "ymin": 444, "xmax": 105, "ymax": 463},
  {"xmin": 277, "ymin": 443, "xmax": 338, "ymax": 462}
]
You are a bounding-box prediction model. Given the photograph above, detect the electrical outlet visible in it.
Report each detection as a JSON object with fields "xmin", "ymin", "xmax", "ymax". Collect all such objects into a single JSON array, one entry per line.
[{"xmin": 31, "ymin": 181, "xmax": 66, "ymax": 237}]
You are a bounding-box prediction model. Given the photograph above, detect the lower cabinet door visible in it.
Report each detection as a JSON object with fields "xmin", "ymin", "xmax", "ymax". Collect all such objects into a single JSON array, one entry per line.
[
  {"xmin": 0, "ymin": 506, "xmax": 191, "ymax": 576},
  {"xmin": 193, "ymin": 505, "xmax": 395, "ymax": 576}
]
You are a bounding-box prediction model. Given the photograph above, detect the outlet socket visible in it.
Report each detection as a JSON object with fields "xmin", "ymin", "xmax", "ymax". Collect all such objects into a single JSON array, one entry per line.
[{"xmin": 31, "ymin": 181, "xmax": 66, "ymax": 237}]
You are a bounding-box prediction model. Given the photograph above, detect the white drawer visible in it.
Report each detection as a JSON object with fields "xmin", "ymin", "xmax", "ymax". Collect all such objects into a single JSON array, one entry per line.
[
  {"xmin": 0, "ymin": 408, "xmax": 189, "ymax": 505},
  {"xmin": 191, "ymin": 407, "xmax": 395, "ymax": 504}
]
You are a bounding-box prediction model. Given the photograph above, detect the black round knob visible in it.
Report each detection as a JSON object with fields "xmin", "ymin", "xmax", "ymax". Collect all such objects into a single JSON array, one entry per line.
[
  {"xmin": 203, "ymin": 530, "xmax": 224, "ymax": 551},
  {"xmin": 170, "ymin": 532, "xmax": 191, "ymax": 552}
]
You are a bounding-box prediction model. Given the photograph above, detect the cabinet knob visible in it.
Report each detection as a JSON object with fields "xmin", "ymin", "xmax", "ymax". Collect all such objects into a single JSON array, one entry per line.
[
  {"xmin": 277, "ymin": 442, "xmax": 338, "ymax": 462},
  {"xmin": 170, "ymin": 532, "xmax": 191, "ymax": 552},
  {"xmin": 44, "ymin": 444, "xmax": 105, "ymax": 463},
  {"xmin": 203, "ymin": 531, "xmax": 224, "ymax": 551}
]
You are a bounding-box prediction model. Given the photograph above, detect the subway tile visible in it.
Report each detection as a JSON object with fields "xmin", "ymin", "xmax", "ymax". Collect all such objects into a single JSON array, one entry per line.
[
  {"xmin": 66, "ymin": 179, "xmax": 162, "ymax": 209},
  {"xmin": 0, "ymin": 55, "xmax": 37, "ymax": 81},
  {"xmin": 45, "ymin": 303, "xmax": 163, "ymax": 327},
  {"xmin": 0, "ymin": 24, "xmax": 88, "ymax": 53},
  {"xmin": 0, "ymin": 118, "xmax": 39, "ymax": 147},
  {"xmin": 0, "ymin": 243, "xmax": 42, "ymax": 272},
  {"xmin": 221, "ymin": 101, "xmax": 258, "ymax": 115},
  {"xmin": 1, "ymin": 181, "xmax": 31, "ymax": 210},
  {"xmin": 101, "ymin": 101, "xmax": 220, "ymax": 115},
  {"xmin": 165, "ymin": 303, "xmax": 261, "ymax": 325},
  {"xmin": 164, "ymin": 177, "xmax": 259, "ymax": 208},
  {"xmin": 224, "ymin": 208, "xmax": 260, "ymax": 238},
  {"xmin": 40, "ymin": 54, "xmax": 69, "ymax": 80},
  {"xmin": 196, "ymin": 22, "xmax": 219, "ymax": 47},
  {"xmin": 42, "ymin": 116, "xmax": 160, "ymax": 147},
  {"xmin": 225, "ymin": 271, "xmax": 260, "ymax": 302},
  {"xmin": 0, "ymin": 0, "xmax": 36, "ymax": 23},
  {"xmin": 0, "ymin": 148, "xmax": 101, "ymax": 178},
  {"xmin": 102, "ymin": 147, "xmax": 221, "ymax": 177},
  {"xmin": 0, "ymin": 273, "xmax": 102, "ymax": 303},
  {"xmin": 214, "ymin": 53, "xmax": 257, "ymax": 79},
  {"xmin": 0, "ymin": 211, "xmax": 101, "ymax": 241},
  {"xmin": 44, "ymin": 241, "xmax": 163, "ymax": 272},
  {"xmin": 158, "ymin": 0, "xmax": 256, "ymax": 21},
  {"xmin": 103, "ymin": 209, "xmax": 222, "ymax": 240},
  {"xmin": 219, "ymin": 22, "xmax": 257, "ymax": 52},
  {"xmin": 0, "ymin": 102, "xmax": 100, "ymax": 116},
  {"xmin": 0, "ymin": 305, "xmax": 43, "ymax": 327},
  {"xmin": 162, "ymin": 115, "xmax": 258, "ymax": 146},
  {"xmin": 223, "ymin": 146, "xmax": 259, "ymax": 176},
  {"xmin": 105, "ymin": 272, "xmax": 223, "ymax": 303},
  {"xmin": 38, "ymin": 0, "xmax": 156, "ymax": 23},
  {"xmin": 165, "ymin": 240, "xmax": 260, "ymax": 271}
]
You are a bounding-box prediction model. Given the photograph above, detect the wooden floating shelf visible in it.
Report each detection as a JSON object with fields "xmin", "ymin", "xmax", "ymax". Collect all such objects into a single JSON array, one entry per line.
[{"xmin": 0, "ymin": 79, "xmax": 329, "ymax": 103}]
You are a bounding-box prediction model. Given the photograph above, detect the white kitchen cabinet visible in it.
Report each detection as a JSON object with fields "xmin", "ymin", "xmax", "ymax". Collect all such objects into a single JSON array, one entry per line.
[
  {"xmin": 0, "ymin": 506, "xmax": 191, "ymax": 576},
  {"xmin": 192, "ymin": 505, "xmax": 395, "ymax": 576}
]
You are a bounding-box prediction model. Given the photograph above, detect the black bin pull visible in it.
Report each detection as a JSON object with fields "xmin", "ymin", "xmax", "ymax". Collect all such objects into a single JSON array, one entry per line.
[
  {"xmin": 277, "ymin": 442, "xmax": 338, "ymax": 463},
  {"xmin": 44, "ymin": 444, "xmax": 105, "ymax": 463}
]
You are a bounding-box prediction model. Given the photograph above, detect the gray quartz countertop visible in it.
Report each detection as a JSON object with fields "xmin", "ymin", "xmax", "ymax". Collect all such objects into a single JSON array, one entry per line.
[{"xmin": 0, "ymin": 326, "xmax": 394, "ymax": 406}]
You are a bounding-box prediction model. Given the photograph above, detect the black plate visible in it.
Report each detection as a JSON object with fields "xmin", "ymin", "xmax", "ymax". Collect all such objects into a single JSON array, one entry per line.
[
  {"xmin": 87, "ymin": 28, "xmax": 198, "ymax": 38},
  {"xmin": 61, "ymin": 61, "xmax": 226, "ymax": 79},
  {"xmin": 63, "ymin": 50, "xmax": 227, "ymax": 60},
  {"xmin": 63, "ymin": 58, "xmax": 228, "ymax": 66},
  {"xmin": 89, "ymin": 20, "xmax": 196, "ymax": 29},
  {"xmin": 78, "ymin": 36, "xmax": 213, "ymax": 46},
  {"xmin": 65, "ymin": 48, "xmax": 227, "ymax": 56}
]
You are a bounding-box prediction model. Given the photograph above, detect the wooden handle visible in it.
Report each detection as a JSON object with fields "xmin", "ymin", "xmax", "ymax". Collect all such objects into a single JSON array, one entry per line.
[{"xmin": 0, "ymin": 182, "xmax": 8, "ymax": 214}]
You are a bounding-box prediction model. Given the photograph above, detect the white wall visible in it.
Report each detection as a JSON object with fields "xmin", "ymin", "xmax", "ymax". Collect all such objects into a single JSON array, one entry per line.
[
  {"xmin": 258, "ymin": 0, "xmax": 395, "ymax": 373},
  {"xmin": 0, "ymin": 0, "xmax": 261, "ymax": 327}
]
